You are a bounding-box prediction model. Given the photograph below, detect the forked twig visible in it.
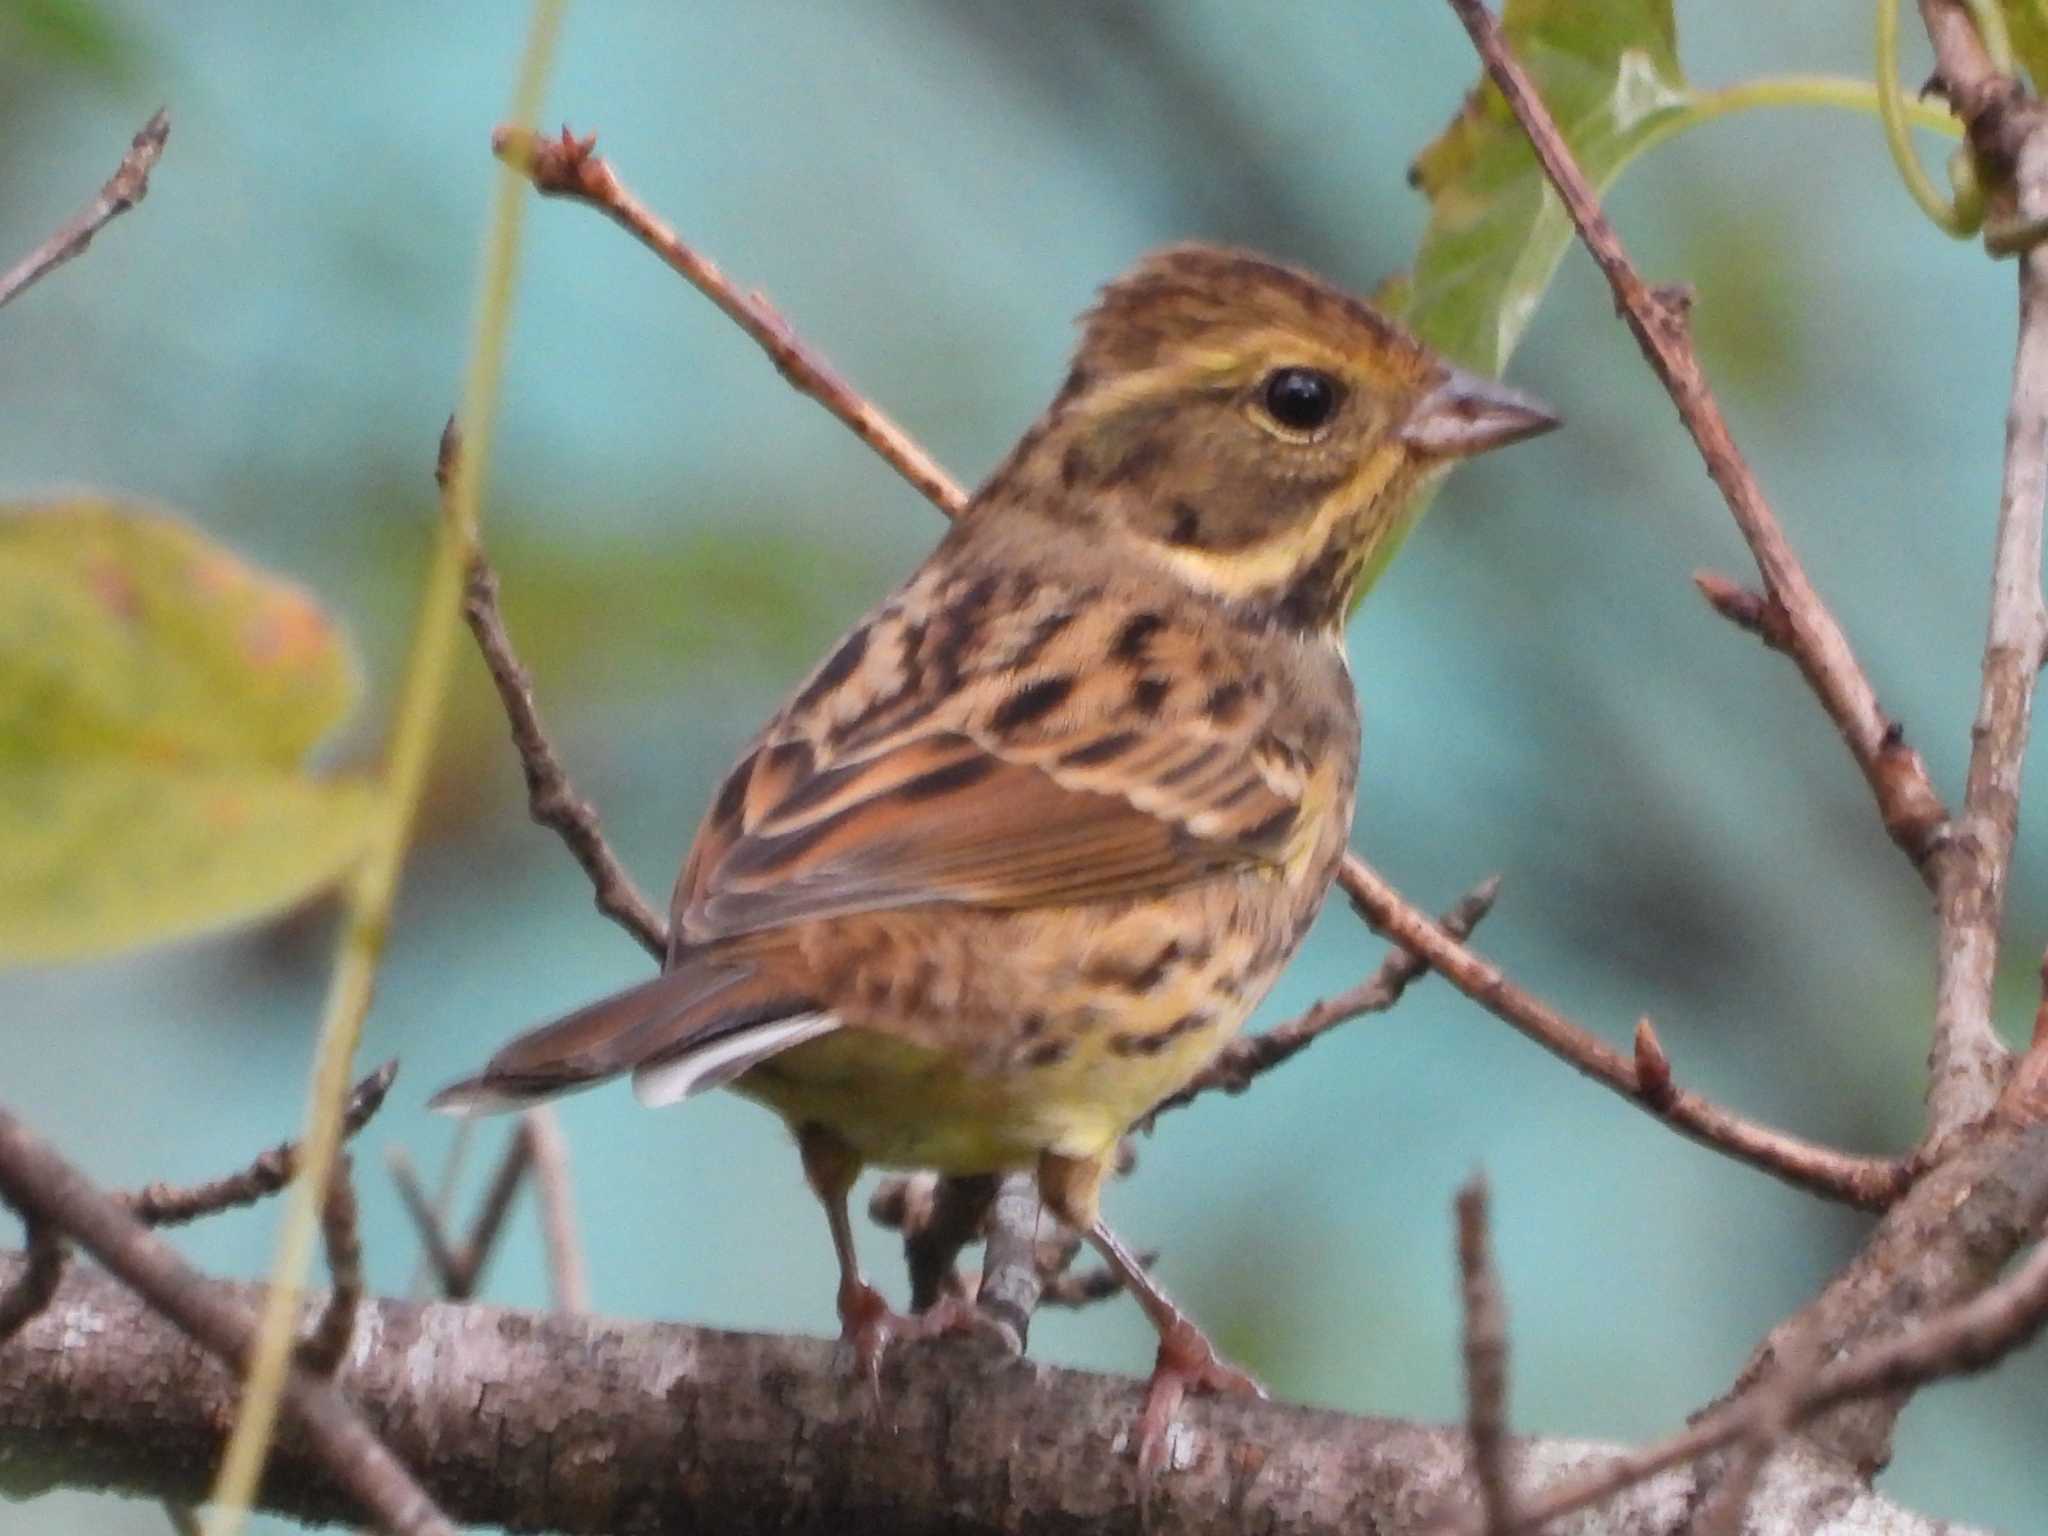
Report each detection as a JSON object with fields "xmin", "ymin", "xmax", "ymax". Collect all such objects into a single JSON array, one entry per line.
[{"xmin": 389, "ymin": 1124, "xmax": 534, "ymax": 1301}]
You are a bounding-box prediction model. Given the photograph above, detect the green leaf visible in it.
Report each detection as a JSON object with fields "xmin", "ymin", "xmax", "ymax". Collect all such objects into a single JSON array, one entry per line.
[
  {"xmin": 0, "ymin": 497, "xmax": 375, "ymax": 964},
  {"xmin": 1405, "ymin": 0, "xmax": 1690, "ymax": 374}
]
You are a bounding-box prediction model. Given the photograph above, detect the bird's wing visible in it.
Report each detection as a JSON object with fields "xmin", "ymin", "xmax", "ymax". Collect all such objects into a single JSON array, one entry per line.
[{"xmin": 672, "ymin": 576, "xmax": 1317, "ymax": 947}]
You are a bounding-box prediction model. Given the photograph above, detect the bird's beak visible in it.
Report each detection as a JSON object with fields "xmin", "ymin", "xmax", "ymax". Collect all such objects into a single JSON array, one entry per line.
[{"xmin": 1399, "ymin": 366, "xmax": 1561, "ymax": 458}]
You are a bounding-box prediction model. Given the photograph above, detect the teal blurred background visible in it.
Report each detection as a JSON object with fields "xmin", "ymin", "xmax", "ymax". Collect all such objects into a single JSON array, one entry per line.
[{"xmin": 4, "ymin": 2, "xmax": 2044, "ymax": 1531}]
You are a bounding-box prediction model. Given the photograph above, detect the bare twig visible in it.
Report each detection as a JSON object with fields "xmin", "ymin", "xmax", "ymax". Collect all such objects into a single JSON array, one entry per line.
[
  {"xmin": 461, "ymin": 541, "xmax": 669, "ymax": 960},
  {"xmin": 388, "ymin": 1125, "xmax": 534, "ymax": 1300},
  {"xmin": 495, "ymin": 125, "xmax": 967, "ymax": 520},
  {"xmin": 1142, "ymin": 877, "xmax": 1499, "ymax": 1127},
  {"xmin": 0, "ymin": 1108, "xmax": 455, "ymax": 1536},
  {"xmin": 1339, "ymin": 856, "xmax": 1914, "ymax": 1208},
  {"xmin": 1918, "ymin": 0, "xmax": 2046, "ymax": 1140},
  {"xmin": 0, "ymin": 110, "xmax": 170, "ymax": 312},
  {"xmin": 1446, "ymin": 0, "xmax": 1951, "ymax": 877},
  {"xmin": 123, "ymin": 1061, "xmax": 396, "ymax": 1228},
  {"xmin": 0, "ymin": 1214, "xmax": 65, "ymax": 1345},
  {"xmin": 159, "ymin": 1502, "xmax": 204, "ymax": 1536},
  {"xmin": 295, "ymin": 1158, "xmax": 363, "ymax": 1376},
  {"xmin": 521, "ymin": 1107, "xmax": 589, "ymax": 1312},
  {"xmin": 1454, "ymin": 1178, "xmax": 1514, "ymax": 1534}
]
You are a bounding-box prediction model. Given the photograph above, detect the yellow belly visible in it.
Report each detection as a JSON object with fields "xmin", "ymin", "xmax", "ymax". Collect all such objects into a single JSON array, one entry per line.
[{"xmin": 733, "ymin": 991, "xmax": 1248, "ymax": 1171}]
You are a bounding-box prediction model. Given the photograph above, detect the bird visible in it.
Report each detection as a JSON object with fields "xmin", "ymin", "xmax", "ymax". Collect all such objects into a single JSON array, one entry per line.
[{"xmin": 433, "ymin": 242, "xmax": 1557, "ymax": 1471}]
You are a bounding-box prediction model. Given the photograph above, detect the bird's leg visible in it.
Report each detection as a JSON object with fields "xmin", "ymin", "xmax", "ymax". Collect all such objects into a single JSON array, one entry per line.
[
  {"xmin": 1039, "ymin": 1149, "xmax": 1265, "ymax": 1479},
  {"xmin": 798, "ymin": 1122, "xmax": 901, "ymax": 1399},
  {"xmin": 798, "ymin": 1125, "xmax": 1010, "ymax": 1402}
]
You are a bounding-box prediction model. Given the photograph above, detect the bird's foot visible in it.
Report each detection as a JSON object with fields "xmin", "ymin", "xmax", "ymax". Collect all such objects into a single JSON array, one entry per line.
[
  {"xmin": 836, "ymin": 1279, "xmax": 1016, "ymax": 1406},
  {"xmin": 1133, "ymin": 1315, "xmax": 1266, "ymax": 1482}
]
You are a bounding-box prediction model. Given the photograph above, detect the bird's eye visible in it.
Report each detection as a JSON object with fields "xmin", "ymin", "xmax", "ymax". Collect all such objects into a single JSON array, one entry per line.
[{"xmin": 1259, "ymin": 367, "xmax": 1343, "ymax": 435}]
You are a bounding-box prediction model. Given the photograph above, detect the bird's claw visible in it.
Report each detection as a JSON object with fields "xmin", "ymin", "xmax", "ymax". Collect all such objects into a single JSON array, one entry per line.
[
  {"xmin": 1133, "ymin": 1315, "xmax": 1265, "ymax": 1482},
  {"xmin": 837, "ymin": 1279, "xmax": 1017, "ymax": 1409}
]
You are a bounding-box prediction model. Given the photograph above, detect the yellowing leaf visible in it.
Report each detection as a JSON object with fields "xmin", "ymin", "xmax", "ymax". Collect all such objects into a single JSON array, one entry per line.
[
  {"xmin": 1406, "ymin": 0, "xmax": 1689, "ymax": 373},
  {"xmin": 0, "ymin": 497, "xmax": 374, "ymax": 964}
]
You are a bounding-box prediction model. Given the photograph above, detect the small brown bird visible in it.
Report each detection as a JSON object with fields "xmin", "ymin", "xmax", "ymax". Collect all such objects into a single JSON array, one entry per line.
[{"xmin": 435, "ymin": 244, "xmax": 1555, "ymax": 1467}]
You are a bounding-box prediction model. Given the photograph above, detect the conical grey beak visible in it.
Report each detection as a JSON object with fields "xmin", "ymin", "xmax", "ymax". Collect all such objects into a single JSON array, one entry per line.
[{"xmin": 1399, "ymin": 366, "xmax": 1560, "ymax": 458}]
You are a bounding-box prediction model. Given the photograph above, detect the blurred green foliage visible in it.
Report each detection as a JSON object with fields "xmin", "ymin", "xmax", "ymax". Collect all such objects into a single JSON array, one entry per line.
[{"xmin": 0, "ymin": 500, "xmax": 372, "ymax": 963}]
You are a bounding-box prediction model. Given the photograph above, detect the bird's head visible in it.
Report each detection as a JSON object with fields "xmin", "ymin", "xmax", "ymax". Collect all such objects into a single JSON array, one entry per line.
[{"xmin": 977, "ymin": 244, "xmax": 1558, "ymax": 633}]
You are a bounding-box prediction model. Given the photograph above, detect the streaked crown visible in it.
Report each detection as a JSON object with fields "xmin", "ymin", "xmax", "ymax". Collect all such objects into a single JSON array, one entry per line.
[{"xmin": 971, "ymin": 244, "xmax": 1556, "ymax": 633}]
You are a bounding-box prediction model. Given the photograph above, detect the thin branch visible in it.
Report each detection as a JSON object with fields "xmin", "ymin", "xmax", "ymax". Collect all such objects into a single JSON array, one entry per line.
[
  {"xmin": 1338, "ymin": 856, "xmax": 1915, "ymax": 1209},
  {"xmin": 1142, "ymin": 877, "xmax": 1499, "ymax": 1127},
  {"xmin": 495, "ymin": 125, "xmax": 968, "ymax": 520},
  {"xmin": 1919, "ymin": 0, "xmax": 2047, "ymax": 1140},
  {"xmin": 522, "ymin": 1107, "xmax": 589, "ymax": 1312},
  {"xmin": 1453, "ymin": 1177, "xmax": 1514, "ymax": 1535},
  {"xmin": 294, "ymin": 1158, "xmax": 364, "ymax": 1376},
  {"xmin": 0, "ymin": 1109, "xmax": 455, "ymax": 1536},
  {"xmin": 122, "ymin": 1061, "xmax": 396, "ymax": 1227},
  {"xmin": 0, "ymin": 1214, "xmax": 64, "ymax": 1345},
  {"xmin": 0, "ymin": 110, "xmax": 169, "ymax": 311},
  {"xmin": 460, "ymin": 536, "xmax": 668, "ymax": 961},
  {"xmin": 1444, "ymin": 0, "xmax": 1951, "ymax": 879}
]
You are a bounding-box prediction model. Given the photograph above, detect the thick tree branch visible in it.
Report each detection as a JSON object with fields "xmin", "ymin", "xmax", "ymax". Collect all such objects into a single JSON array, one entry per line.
[
  {"xmin": 1338, "ymin": 856, "xmax": 1913, "ymax": 1208},
  {"xmin": 0, "ymin": 110, "xmax": 169, "ymax": 311},
  {"xmin": 1444, "ymin": 0, "xmax": 1950, "ymax": 878},
  {"xmin": 0, "ymin": 1253, "xmax": 1986, "ymax": 1536}
]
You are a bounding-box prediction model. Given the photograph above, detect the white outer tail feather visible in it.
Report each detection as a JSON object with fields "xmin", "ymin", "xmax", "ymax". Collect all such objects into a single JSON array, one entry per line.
[{"xmin": 631, "ymin": 1013, "xmax": 841, "ymax": 1108}]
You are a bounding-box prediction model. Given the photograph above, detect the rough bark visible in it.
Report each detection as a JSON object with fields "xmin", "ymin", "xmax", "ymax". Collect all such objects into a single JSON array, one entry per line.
[{"xmin": 0, "ymin": 1253, "xmax": 1985, "ymax": 1536}]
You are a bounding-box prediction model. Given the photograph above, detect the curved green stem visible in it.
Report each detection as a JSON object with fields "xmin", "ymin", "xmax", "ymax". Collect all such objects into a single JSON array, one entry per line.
[
  {"xmin": 199, "ymin": 5, "xmax": 567, "ymax": 1534},
  {"xmin": 1682, "ymin": 72, "xmax": 1960, "ymax": 143},
  {"xmin": 1877, "ymin": 0, "xmax": 1981, "ymax": 236}
]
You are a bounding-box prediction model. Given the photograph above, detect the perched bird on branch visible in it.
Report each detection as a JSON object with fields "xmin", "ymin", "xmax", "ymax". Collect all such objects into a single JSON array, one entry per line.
[{"xmin": 434, "ymin": 243, "xmax": 1556, "ymax": 1471}]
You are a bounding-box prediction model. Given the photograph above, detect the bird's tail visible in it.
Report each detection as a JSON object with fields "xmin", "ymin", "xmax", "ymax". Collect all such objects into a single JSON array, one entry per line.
[{"xmin": 429, "ymin": 958, "xmax": 838, "ymax": 1115}]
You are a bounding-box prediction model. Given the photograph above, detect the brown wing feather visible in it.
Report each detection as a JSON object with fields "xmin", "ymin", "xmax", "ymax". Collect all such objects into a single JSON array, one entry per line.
[{"xmin": 670, "ymin": 564, "xmax": 1307, "ymax": 950}]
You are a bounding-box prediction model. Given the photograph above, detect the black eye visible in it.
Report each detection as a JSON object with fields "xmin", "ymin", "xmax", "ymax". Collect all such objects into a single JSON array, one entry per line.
[{"xmin": 1260, "ymin": 367, "xmax": 1342, "ymax": 433}]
